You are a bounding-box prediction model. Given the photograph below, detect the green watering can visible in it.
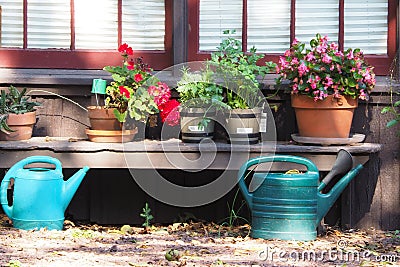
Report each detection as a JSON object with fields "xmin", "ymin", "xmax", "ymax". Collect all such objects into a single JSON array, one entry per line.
[
  {"xmin": 238, "ymin": 150, "xmax": 363, "ymax": 241},
  {"xmin": 0, "ymin": 156, "xmax": 90, "ymax": 230}
]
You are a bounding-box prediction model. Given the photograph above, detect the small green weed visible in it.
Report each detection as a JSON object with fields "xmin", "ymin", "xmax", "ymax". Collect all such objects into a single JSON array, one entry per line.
[{"xmin": 140, "ymin": 202, "xmax": 154, "ymax": 228}]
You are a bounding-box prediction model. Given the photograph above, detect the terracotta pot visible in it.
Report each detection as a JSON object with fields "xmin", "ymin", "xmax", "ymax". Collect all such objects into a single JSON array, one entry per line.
[
  {"xmin": 87, "ymin": 106, "xmax": 123, "ymax": 130},
  {"xmin": 0, "ymin": 111, "xmax": 37, "ymax": 141},
  {"xmin": 225, "ymin": 108, "xmax": 261, "ymax": 144},
  {"xmin": 85, "ymin": 128, "xmax": 137, "ymax": 143},
  {"xmin": 291, "ymin": 94, "xmax": 357, "ymax": 138}
]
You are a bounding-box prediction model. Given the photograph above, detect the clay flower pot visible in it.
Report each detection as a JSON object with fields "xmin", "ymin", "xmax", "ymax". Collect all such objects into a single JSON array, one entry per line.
[
  {"xmin": 0, "ymin": 111, "xmax": 37, "ymax": 141},
  {"xmin": 87, "ymin": 106, "xmax": 123, "ymax": 131},
  {"xmin": 291, "ymin": 94, "xmax": 358, "ymax": 138}
]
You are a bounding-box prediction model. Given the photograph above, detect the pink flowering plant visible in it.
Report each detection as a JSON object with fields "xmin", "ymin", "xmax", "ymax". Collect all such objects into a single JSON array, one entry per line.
[
  {"xmin": 103, "ymin": 43, "xmax": 179, "ymax": 125},
  {"xmin": 276, "ymin": 33, "xmax": 376, "ymax": 101}
]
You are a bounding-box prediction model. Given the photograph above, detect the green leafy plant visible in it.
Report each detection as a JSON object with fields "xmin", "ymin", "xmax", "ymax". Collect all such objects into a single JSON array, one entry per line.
[
  {"xmin": 176, "ymin": 65, "xmax": 228, "ymax": 128},
  {"xmin": 140, "ymin": 202, "xmax": 154, "ymax": 228},
  {"xmin": 210, "ymin": 29, "xmax": 277, "ymax": 109},
  {"xmin": 0, "ymin": 86, "xmax": 40, "ymax": 134},
  {"xmin": 176, "ymin": 65, "xmax": 224, "ymax": 107}
]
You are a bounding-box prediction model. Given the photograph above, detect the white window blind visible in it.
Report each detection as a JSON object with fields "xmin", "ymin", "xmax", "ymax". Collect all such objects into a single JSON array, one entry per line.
[
  {"xmin": 122, "ymin": 0, "xmax": 165, "ymax": 50},
  {"xmin": 344, "ymin": 0, "xmax": 388, "ymax": 55},
  {"xmin": 247, "ymin": 0, "xmax": 291, "ymax": 53},
  {"xmin": 295, "ymin": 0, "xmax": 339, "ymax": 44},
  {"xmin": 27, "ymin": 0, "xmax": 70, "ymax": 49},
  {"xmin": 75, "ymin": 0, "xmax": 117, "ymax": 49},
  {"xmin": 0, "ymin": 0, "xmax": 23, "ymax": 48},
  {"xmin": 199, "ymin": 0, "xmax": 242, "ymax": 51}
]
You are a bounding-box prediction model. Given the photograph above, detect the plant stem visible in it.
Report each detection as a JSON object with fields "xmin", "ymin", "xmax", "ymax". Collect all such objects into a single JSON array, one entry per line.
[{"xmin": 27, "ymin": 89, "xmax": 88, "ymax": 111}]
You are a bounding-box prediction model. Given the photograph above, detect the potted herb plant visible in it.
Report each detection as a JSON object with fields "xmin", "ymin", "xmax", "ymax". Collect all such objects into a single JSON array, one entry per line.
[
  {"xmin": 0, "ymin": 86, "xmax": 40, "ymax": 141},
  {"xmin": 87, "ymin": 43, "xmax": 179, "ymax": 142},
  {"xmin": 210, "ymin": 30, "xmax": 276, "ymax": 144},
  {"xmin": 276, "ymin": 33, "xmax": 376, "ymax": 139},
  {"xmin": 176, "ymin": 65, "xmax": 225, "ymax": 143}
]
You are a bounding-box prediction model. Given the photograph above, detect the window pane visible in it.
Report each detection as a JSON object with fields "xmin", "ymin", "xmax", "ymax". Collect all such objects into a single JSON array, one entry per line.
[
  {"xmin": 27, "ymin": 0, "xmax": 70, "ymax": 48},
  {"xmin": 0, "ymin": 0, "xmax": 23, "ymax": 48},
  {"xmin": 75, "ymin": 0, "xmax": 117, "ymax": 49},
  {"xmin": 295, "ymin": 0, "xmax": 339, "ymax": 44},
  {"xmin": 247, "ymin": 0, "xmax": 290, "ymax": 53},
  {"xmin": 199, "ymin": 0, "xmax": 242, "ymax": 51},
  {"xmin": 122, "ymin": 0, "xmax": 165, "ymax": 50},
  {"xmin": 344, "ymin": 0, "xmax": 388, "ymax": 54}
]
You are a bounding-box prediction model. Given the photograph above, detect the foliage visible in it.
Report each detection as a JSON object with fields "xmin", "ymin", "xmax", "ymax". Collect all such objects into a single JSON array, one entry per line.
[
  {"xmin": 103, "ymin": 43, "xmax": 179, "ymax": 125},
  {"xmin": 381, "ymin": 90, "xmax": 400, "ymax": 131},
  {"xmin": 210, "ymin": 30, "xmax": 277, "ymax": 109},
  {"xmin": 0, "ymin": 86, "xmax": 40, "ymax": 133},
  {"xmin": 140, "ymin": 202, "xmax": 154, "ymax": 228},
  {"xmin": 381, "ymin": 54, "xmax": 400, "ymax": 134},
  {"xmin": 176, "ymin": 65, "xmax": 224, "ymax": 107},
  {"xmin": 276, "ymin": 33, "xmax": 376, "ymax": 101},
  {"xmin": 176, "ymin": 65, "xmax": 228, "ymax": 127}
]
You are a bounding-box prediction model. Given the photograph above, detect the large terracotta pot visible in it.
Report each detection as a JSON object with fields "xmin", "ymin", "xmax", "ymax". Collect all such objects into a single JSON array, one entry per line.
[
  {"xmin": 87, "ymin": 106, "xmax": 123, "ymax": 130},
  {"xmin": 0, "ymin": 111, "xmax": 37, "ymax": 141},
  {"xmin": 291, "ymin": 94, "xmax": 358, "ymax": 138}
]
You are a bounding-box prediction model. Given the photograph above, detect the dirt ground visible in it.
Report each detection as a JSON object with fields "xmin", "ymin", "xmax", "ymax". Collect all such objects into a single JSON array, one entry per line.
[{"xmin": 0, "ymin": 214, "xmax": 399, "ymax": 267}]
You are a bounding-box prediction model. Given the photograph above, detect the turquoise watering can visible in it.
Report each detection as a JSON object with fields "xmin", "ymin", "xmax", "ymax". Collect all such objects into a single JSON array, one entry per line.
[
  {"xmin": 0, "ymin": 156, "xmax": 90, "ymax": 230},
  {"xmin": 238, "ymin": 151, "xmax": 363, "ymax": 241}
]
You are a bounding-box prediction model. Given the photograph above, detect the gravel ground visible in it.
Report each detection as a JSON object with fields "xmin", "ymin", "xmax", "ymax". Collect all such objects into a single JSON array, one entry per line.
[{"xmin": 0, "ymin": 215, "xmax": 399, "ymax": 267}]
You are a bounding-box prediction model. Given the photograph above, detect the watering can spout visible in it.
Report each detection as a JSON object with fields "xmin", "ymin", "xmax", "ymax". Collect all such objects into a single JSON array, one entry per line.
[
  {"xmin": 62, "ymin": 166, "xmax": 90, "ymax": 211},
  {"xmin": 316, "ymin": 164, "xmax": 363, "ymax": 224}
]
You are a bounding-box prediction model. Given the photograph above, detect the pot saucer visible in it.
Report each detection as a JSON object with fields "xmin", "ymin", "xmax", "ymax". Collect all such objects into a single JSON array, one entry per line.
[
  {"xmin": 85, "ymin": 128, "xmax": 138, "ymax": 143},
  {"xmin": 291, "ymin": 133, "xmax": 365, "ymax": 146}
]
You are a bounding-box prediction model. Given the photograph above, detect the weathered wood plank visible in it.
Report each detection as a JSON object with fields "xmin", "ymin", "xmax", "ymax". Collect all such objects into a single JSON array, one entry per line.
[
  {"xmin": 0, "ymin": 137, "xmax": 383, "ymax": 153},
  {"xmin": 0, "ymin": 138, "xmax": 379, "ymax": 171}
]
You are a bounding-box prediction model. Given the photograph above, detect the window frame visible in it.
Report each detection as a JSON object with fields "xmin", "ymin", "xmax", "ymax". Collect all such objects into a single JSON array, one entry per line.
[
  {"xmin": 0, "ymin": 0, "xmax": 173, "ymax": 70},
  {"xmin": 188, "ymin": 0, "xmax": 398, "ymax": 75}
]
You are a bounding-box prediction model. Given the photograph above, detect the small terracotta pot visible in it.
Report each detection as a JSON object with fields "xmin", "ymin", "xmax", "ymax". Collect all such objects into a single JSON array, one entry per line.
[
  {"xmin": 291, "ymin": 94, "xmax": 357, "ymax": 138},
  {"xmin": 87, "ymin": 106, "xmax": 123, "ymax": 130},
  {"xmin": 0, "ymin": 111, "xmax": 37, "ymax": 141}
]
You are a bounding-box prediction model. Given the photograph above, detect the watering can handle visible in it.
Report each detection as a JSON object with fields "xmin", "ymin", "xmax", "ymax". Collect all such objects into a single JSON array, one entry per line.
[
  {"xmin": 237, "ymin": 155, "xmax": 319, "ymax": 210},
  {"xmin": 8, "ymin": 156, "xmax": 62, "ymax": 172},
  {"xmin": 0, "ymin": 174, "xmax": 13, "ymax": 217}
]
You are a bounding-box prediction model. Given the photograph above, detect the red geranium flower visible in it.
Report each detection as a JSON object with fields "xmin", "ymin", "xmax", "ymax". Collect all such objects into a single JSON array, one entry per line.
[
  {"xmin": 159, "ymin": 99, "xmax": 180, "ymax": 126},
  {"xmin": 134, "ymin": 73, "xmax": 143, "ymax": 83},
  {"xmin": 119, "ymin": 86, "xmax": 130, "ymax": 98},
  {"xmin": 118, "ymin": 43, "xmax": 133, "ymax": 56},
  {"xmin": 127, "ymin": 61, "xmax": 135, "ymax": 71}
]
